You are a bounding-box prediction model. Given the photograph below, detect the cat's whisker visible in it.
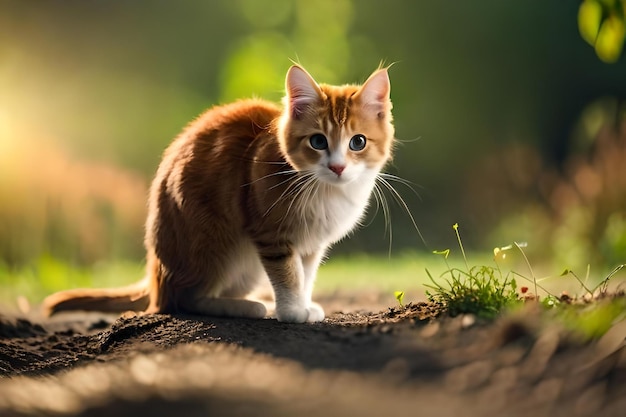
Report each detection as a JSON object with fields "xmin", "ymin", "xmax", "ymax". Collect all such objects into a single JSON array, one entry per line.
[
  {"xmin": 376, "ymin": 175, "xmax": 426, "ymax": 246},
  {"xmin": 379, "ymin": 173, "xmax": 424, "ymax": 201},
  {"xmin": 376, "ymin": 183, "xmax": 392, "ymax": 237},
  {"xmin": 369, "ymin": 184, "xmax": 382, "ymax": 227},
  {"xmin": 310, "ymin": 182, "xmax": 325, "ymax": 240},
  {"xmin": 248, "ymin": 159, "xmax": 291, "ymax": 165},
  {"xmin": 303, "ymin": 179, "xmax": 320, "ymax": 221},
  {"xmin": 296, "ymin": 180, "xmax": 319, "ymax": 241},
  {"xmin": 280, "ymin": 175, "xmax": 317, "ymax": 230},
  {"xmin": 267, "ymin": 172, "xmax": 304, "ymax": 191},
  {"xmin": 394, "ymin": 136, "xmax": 422, "ymax": 144},
  {"xmin": 362, "ymin": 186, "xmax": 381, "ymax": 228},
  {"xmin": 264, "ymin": 172, "xmax": 316, "ymax": 219},
  {"xmin": 263, "ymin": 178, "xmax": 301, "ymax": 218},
  {"xmin": 233, "ymin": 155, "xmax": 290, "ymax": 165},
  {"xmin": 372, "ymin": 182, "xmax": 393, "ymax": 256},
  {"xmin": 242, "ymin": 169, "xmax": 297, "ymax": 187},
  {"xmin": 293, "ymin": 176, "xmax": 318, "ymax": 220}
]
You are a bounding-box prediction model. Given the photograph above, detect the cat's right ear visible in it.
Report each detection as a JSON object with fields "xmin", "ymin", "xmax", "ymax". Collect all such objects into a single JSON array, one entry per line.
[{"xmin": 285, "ymin": 65, "xmax": 322, "ymax": 118}]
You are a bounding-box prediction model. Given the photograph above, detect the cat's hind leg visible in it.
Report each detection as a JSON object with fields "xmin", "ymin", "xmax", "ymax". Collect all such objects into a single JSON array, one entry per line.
[{"xmin": 177, "ymin": 238, "xmax": 271, "ymax": 319}]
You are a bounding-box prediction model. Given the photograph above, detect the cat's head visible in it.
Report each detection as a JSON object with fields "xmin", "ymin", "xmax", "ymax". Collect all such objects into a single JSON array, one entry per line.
[{"xmin": 278, "ymin": 65, "xmax": 394, "ymax": 185}]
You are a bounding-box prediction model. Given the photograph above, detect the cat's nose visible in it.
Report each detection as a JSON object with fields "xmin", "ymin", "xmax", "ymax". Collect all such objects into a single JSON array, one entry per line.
[{"xmin": 328, "ymin": 164, "xmax": 346, "ymax": 176}]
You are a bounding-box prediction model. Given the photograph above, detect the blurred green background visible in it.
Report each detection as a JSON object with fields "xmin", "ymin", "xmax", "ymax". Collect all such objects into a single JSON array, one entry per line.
[{"xmin": 1, "ymin": 0, "xmax": 625, "ymax": 304}]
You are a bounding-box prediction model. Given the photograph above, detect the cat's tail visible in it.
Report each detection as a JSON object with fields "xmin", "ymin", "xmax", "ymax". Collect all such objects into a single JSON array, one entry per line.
[{"xmin": 41, "ymin": 278, "xmax": 150, "ymax": 316}]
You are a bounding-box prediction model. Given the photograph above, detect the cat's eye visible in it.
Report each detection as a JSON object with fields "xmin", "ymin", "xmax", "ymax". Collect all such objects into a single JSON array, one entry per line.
[
  {"xmin": 309, "ymin": 134, "xmax": 328, "ymax": 150},
  {"xmin": 349, "ymin": 134, "xmax": 367, "ymax": 151}
]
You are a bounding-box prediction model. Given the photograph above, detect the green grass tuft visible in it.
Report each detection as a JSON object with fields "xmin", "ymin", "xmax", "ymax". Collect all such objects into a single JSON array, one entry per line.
[
  {"xmin": 425, "ymin": 265, "xmax": 519, "ymax": 319},
  {"xmin": 424, "ymin": 224, "xmax": 521, "ymax": 319}
]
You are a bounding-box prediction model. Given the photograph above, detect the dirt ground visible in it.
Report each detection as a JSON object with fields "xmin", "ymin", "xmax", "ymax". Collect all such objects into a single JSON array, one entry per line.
[{"xmin": 0, "ymin": 292, "xmax": 625, "ymax": 417}]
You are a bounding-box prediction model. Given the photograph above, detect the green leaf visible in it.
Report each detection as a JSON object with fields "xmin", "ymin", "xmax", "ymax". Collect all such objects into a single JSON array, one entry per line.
[
  {"xmin": 394, "ymin": 290, "xmax": 405, "ymax": 307},
  {"xmin": 595, "ymin": 15, "xmax": 626, "ymax": 62},
  {"xmin": 579, "ymin": 0, "xmax": 604, "ymax": 46},
  {"xmin": 432, "ymin": 249, "xmax": 450, "ymax": 259}
]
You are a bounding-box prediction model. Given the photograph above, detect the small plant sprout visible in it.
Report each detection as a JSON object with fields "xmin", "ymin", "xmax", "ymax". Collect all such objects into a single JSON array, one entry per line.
[
  {"xmin": 563, "ymin": 263, "xmax": 626, "ymax": 298},
  {"xmin": 561, "ymin": 266, "xmax": 594, "ymax": 296},
  {"xmin": 394, "ymin": 291, "xmax": 405, "ymax": 307},
  {"xmin": 495, "ymin": 242, "xmax": 557, "ymax": 300},
  {"xmin": 597, "ymin": 264, "xmax": 625, "ymax": 295},
  {"xmin": 492, "ymin": 243, "xmax": 521, "ymax": 261},
  {"xmin": 453, "ymin": 223, "xmax": 470, "ymax": 271},
  {"xmin": 513, "ymin": 241, "xmax": 537, "ymax": 297},
  {"xmin": 432, "ymin": 249, "xmax": 451, "ymax": 270}
]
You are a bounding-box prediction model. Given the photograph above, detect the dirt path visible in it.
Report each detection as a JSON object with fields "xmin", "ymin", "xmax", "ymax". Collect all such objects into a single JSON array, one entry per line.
[{"xmin": 0, "ymin": 295, "xmax": 625, "ymax": 417}]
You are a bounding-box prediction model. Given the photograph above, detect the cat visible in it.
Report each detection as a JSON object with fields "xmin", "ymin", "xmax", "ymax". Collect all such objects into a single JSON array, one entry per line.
[{"xmin": 42, "ymin": 64, "xmax": 395, "ymax": 323}]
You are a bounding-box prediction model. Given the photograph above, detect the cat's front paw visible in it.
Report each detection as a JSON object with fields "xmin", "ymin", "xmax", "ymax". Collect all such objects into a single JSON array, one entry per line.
[
  {"xmin": 276, "ymin": 303, "xmax": 325, "ymax": 323},
  {"xmin": 306, "ymin": 302, "xmax": 325, "ymax": 322}
]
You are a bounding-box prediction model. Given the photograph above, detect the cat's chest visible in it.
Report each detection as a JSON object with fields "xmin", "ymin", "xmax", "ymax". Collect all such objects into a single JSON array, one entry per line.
[{"xmin": 290, "ymin": 181, "xmax": 373, "ymax": 253}]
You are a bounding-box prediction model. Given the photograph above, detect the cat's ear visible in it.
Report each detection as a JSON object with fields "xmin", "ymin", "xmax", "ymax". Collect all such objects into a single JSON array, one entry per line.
[
  {"xmin": 354, "ymin": 69, "xmax": 391, "ymax": 119},
  {"xmin": 285, "ymin": 65, "xmax": 322, "ymax": 118}
]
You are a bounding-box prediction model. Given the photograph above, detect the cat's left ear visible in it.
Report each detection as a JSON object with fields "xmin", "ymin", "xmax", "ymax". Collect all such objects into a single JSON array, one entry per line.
[
  {"xmin": 285, "ymin": 65, "xmax": 323, "ymax": 118},
  {"xmin": 354, "ymin": 69, "xmax": 391, "ymax": 119}
]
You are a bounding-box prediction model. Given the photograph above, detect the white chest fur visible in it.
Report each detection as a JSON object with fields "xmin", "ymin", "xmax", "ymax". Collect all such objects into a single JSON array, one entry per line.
[{"xmin": 291, "ymin": 172, "xmax": 377, "ymax": 254}]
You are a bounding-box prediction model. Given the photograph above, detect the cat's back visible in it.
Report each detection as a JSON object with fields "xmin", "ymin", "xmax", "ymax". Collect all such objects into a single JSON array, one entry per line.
[
  {"xmin": 190, "ymin": 99, "xmax": 281, "ymax": 141},
  {"xmin": 155, "ymin": 99, "xmax": 281, "ymax": 188}
]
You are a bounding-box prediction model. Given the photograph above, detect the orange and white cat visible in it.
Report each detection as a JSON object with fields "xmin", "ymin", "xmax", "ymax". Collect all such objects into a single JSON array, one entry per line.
[{"xmin": 43, "ymin": 65, "xmax": 395, "ymax": 323}]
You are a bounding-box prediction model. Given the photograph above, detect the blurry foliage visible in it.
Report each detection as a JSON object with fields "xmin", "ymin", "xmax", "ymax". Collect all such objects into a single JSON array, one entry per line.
[
  {"xmin": 579, "ymin": 0, "xmax": 626, "ymax": 62},
  {"xmin": 220, "ymin": 0, "xmax": 358, "ymax": 102},
  {"xmin": 0, "ymin": 127, "xmax": 146, "ymax": 267},
  {"xmin": 557, "ymin": 297, "xmax": 626, "ymax": 340},
  {"xmin": 0, "ymin": 257, "xmax": 143, "ymax": 305},
  {"xmin": 466, "ymin": 98, "xmax": 626, "ymax": 270}
]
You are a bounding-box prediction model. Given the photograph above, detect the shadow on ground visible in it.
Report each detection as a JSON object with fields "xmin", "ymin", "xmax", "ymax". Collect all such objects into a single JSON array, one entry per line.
[{"xmin": 0, "ymin": 295, "xmax": 625, "ymax": 417}]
